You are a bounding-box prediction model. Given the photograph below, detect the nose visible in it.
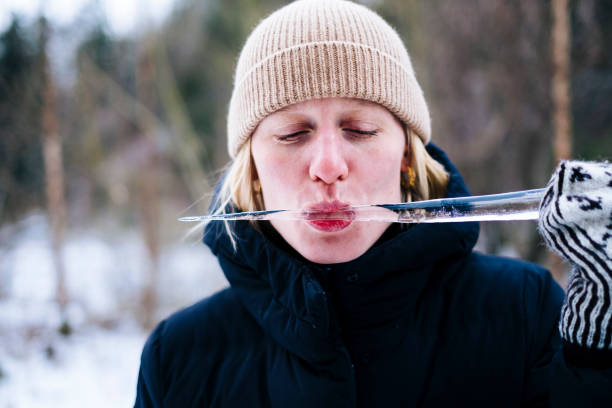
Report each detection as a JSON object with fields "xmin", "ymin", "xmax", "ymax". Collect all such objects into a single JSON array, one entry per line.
[{"xmin": 308, "ymin": 131, "xmax": 349, "ymax": 184}]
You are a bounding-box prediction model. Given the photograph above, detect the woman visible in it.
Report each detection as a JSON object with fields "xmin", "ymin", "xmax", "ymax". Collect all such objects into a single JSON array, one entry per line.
[{"xmin": 135, "ymin": 1, "xmax": 612, "ymax": 406}]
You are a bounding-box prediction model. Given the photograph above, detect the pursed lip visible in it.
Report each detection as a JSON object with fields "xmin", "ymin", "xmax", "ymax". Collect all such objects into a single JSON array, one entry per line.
[{"xmin": 302, "ymin": 200, "xmax": 355, "ymax": 232}]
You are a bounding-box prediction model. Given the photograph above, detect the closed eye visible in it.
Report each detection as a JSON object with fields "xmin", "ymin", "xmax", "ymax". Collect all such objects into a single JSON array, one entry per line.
[
  {"xmin": 344, "ymin": 128, "xmax": 378, "ymax": 138},
  {"xmin": 276, "ymin": 130, "xmax": 309, "ymax": 143}
]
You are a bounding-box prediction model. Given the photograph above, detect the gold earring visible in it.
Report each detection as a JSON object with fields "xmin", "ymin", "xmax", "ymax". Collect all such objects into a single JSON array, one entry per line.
[{"xmin": 403, "ymin": 167, "xmax": 416, "ymax": 189}]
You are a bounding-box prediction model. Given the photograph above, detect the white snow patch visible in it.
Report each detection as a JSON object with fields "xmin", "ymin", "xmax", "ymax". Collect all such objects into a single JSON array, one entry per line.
[
  {"xmin": 0, "ymin": 326, "xmax": 146, "ymax": 407},
  {"xmin": 0, "ymin": 213, "xmax": 228, "ymax": 407}
]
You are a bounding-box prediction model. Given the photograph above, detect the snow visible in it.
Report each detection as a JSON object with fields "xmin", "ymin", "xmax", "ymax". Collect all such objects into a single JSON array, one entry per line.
[
  {"xmin": 0, "ymin": 213, "xmax": 228, "ymax": 407},
  {"xmin": 0, "ymin": 324, "xmax": 145, "ymax": 408}
]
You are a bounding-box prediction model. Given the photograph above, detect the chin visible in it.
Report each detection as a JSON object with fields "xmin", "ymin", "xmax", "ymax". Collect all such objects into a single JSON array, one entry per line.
[
  {"xmin": 295, "ymin": 226, "xmax": 388, "ymax": 264},
  {"xmin": 272, "ymin": 220, "xmax": 390, "ymax": 265},
  {"xmin": 299, "ymin": 244, "xmax": 370, "ymax": 264}
]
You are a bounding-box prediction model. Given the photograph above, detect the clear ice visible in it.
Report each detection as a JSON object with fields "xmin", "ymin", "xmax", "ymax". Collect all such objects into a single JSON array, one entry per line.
[{"xmin": 179, "ymin": 188, "xmax": 546, "ymax": 224}]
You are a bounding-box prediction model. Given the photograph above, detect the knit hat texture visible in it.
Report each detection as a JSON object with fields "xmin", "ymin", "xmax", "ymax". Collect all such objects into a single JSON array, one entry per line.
[{"xmin": 226, "ymin": 0, "xmax": 431, "ymax": 158}]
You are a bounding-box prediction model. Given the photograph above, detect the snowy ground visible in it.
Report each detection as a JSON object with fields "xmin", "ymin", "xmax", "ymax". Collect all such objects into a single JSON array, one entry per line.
[
  {"xmin": 0, "ymin": 322, "xmax": 145, "ymax": 407},
  {"xmin": 0, "ymin": 214, "xmax": 228, "ymax": 407}
]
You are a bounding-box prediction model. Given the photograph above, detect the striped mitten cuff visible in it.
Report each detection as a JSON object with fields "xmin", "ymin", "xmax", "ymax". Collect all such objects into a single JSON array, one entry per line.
[{"xmin": 538, "ymin": 160, "xmax": 612, "ymax": 349}]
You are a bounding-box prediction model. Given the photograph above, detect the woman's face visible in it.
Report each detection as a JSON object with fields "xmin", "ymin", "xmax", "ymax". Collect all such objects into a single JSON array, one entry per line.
[{"xmin": 251, "ymin": 97, "xmax": 406, "ymax": 263}]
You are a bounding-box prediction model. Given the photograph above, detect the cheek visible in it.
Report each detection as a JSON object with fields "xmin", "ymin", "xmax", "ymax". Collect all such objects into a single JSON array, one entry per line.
[
  {"xmin": 254, "ymin": 153, "xmax": 304, "ymax": 207},
  {"xmin": 357, "ymin": 147, "xmax": 404, "ymax": 198}
]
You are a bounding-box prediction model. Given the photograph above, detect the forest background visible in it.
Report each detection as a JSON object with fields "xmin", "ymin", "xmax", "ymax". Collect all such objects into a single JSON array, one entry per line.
[{"xmin": 1, "ymin": 0, "xmax": 611, "ymax": 406}]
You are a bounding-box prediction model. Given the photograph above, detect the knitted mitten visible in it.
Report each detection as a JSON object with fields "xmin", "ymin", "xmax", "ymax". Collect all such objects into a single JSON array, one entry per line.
[{"xmin": 538, "ymin": 160, "xmax": 612, "ymax": 349}]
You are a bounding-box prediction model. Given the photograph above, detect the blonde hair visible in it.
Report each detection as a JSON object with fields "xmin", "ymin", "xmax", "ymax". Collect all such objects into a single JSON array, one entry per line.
[
  {"xmin": 403, "ymin": 129, "xmax": 449, "ymax": 202},
  {"xmin": 211, "ymin": 128, "xmax": 449, "ymax": 247}
]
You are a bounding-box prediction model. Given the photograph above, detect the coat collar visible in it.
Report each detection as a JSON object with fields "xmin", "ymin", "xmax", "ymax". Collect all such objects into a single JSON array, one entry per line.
[{"xmin": 204, "ymin": 143, "xmax": 479, "ymax": 362}]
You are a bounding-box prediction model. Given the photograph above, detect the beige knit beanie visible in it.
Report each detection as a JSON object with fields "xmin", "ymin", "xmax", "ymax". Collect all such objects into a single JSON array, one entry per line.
[{"xmin": 226, "ymin": 0, "xmax": 431, "ymax": 158}]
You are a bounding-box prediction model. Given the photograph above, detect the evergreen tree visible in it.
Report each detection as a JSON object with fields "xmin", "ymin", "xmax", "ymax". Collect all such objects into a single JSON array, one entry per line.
[{"xmin": 0, "ymin": 17, "xmax": 43, "ymax": 222}]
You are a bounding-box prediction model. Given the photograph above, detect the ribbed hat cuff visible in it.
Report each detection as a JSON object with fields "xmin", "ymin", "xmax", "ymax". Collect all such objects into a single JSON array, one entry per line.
[{"xmin": 227, "ymin": 40, "xmax": 431, "ymax": 158}]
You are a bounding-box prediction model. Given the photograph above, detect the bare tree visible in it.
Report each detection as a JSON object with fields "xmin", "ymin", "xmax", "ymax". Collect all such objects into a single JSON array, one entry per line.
[
  {"xmin": 136, "ymin": 37, "xmax": 162, "ymax": 329},
  {"xmin": 551, "ymin": 0, "xmax": 572, "ymax": 162},
  {"xmin": 549, "ymin": 0, "xmax": 572, "ymax": 286},
  {"xmin": 40, "ymin": 18, "xmax": 70, "ymax": 328}
]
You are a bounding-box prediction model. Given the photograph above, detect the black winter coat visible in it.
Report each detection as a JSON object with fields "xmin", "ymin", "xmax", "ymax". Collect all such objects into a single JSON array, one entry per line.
[{"xmin": 135, "ymin": 145, "xmax": 612, "ymax": 407}]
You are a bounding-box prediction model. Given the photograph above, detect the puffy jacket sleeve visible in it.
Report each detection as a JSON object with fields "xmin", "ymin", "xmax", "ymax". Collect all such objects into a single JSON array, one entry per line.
[
  {"xmin": 522, "ymin": 268, "xmax": 612, "ymax": 407},
  {"xmin": 134, "ymin": 320, "xmax": 166, "ymax": 408},
  {"xmin": 521, "ymin": 267, "xmax": 563, "ymax": 407},
  {"xmin": 550, "ymin": 343, "xmax": 612, "ymax": 406}
]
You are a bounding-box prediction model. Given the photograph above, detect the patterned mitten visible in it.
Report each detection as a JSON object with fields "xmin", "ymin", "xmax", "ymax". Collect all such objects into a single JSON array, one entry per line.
[{"xmin": 538, "ymin": 160, "xmax": 612, "ymax": 349}]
